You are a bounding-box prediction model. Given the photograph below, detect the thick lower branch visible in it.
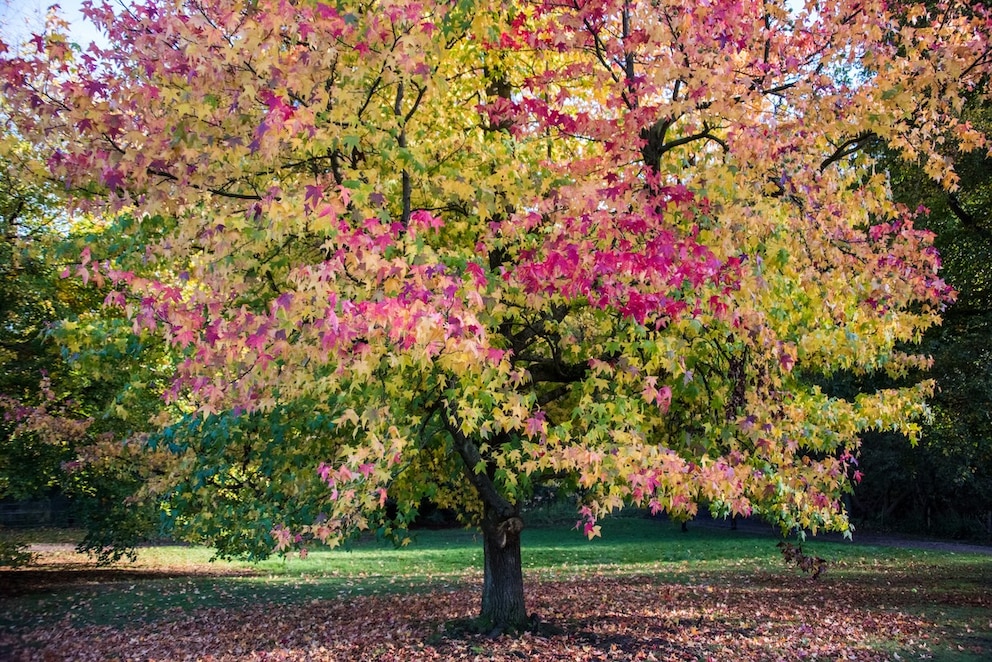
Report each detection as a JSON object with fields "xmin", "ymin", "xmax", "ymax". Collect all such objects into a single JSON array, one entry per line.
[
  {"xmin": 820, "ymin": 132, "xmax": 876, "ymax": 171},
  {"xmin": 446, "ymin": 417, "xmax": 515, "ymax": 519}
]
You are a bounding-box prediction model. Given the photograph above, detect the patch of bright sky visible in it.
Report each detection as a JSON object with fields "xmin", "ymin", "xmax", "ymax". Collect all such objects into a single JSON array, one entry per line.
[
  {"xmin": 0, "ymin": 0, "xmax": 815, "ymax": 51},
  {"xmin": 0, "ymin": 0, "xmax": 108, "ymax": 50}
]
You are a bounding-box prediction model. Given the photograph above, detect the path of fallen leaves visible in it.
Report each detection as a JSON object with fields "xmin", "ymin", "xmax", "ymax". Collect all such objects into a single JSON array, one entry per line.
[{"xmin": 3, "ymin": 564, "xmax": 975, "ymax": 661}]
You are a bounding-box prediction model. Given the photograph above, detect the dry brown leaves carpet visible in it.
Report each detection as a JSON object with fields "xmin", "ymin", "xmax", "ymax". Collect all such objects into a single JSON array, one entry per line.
[{"xmin": 1, "ymin": 570, "xmax": 956, "ymax": 661}]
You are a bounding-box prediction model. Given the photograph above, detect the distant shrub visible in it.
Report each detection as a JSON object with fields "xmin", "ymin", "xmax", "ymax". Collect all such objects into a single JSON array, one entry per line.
[{"xmin": 0, "ymin": 539, "xmax": 34, "ymax": 567}]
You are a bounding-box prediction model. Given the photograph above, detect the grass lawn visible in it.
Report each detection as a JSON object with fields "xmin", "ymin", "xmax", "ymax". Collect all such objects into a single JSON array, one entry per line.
[{"xmin": 1, "ymin": 516, "xmax": 989, "ymax": 660}]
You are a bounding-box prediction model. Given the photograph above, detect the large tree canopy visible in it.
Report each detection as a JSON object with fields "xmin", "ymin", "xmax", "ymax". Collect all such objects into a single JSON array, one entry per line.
[{"xmin": 1, "ymin": 0, "xmax": 988, "ymax": 628}]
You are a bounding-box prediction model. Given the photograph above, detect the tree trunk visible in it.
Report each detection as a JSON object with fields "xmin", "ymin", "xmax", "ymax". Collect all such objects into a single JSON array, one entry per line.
[
  {"xmin": 480, "ymin": 505, "xmax": 528, "ymax": 633},
  {"xmin": 446, "ymin": 421, "xmax": 531, "ymax": 633}
]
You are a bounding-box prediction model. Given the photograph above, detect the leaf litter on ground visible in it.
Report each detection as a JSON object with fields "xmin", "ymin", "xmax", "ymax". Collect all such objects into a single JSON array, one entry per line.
[
  {"xmin": 2, "ymin": 567, "xmax": 988, "ymax": 660},
  {"xmin": 2, "ymin": 527, "xmax": 989, "ymax": 661}
]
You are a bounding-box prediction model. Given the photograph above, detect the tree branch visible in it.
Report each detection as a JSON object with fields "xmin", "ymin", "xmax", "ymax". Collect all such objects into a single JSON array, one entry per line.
[
  {"xmin": 947, "ymin": 192, "xmax": 984, "ymax": 235},
  {"xmin": 641, "ymin": 121, "xmax": 726, "ymax": 172},
  {"xmin": 394, "ymin": 81, "xmax": 411, "ymax": 227},
  {"xmin": 446, "ymin": 415, "xmax": 516, "ymax": 518},
  {"xmin": 524, "ymin": 358, "xmax": 589, "ymax": 384},
  {"xmin": 147, "ymin": 168, "xmax": 264, "ymax": 200},
  {"xmin": 820, "ymin": 132, "xmax": 876, "ymax": 171}
]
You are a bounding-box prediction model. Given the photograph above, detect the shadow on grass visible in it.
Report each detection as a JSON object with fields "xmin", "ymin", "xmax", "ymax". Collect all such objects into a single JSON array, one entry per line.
[{"xmin": 0, "ymin": 565, "xmax": 257, "ymax": 599}]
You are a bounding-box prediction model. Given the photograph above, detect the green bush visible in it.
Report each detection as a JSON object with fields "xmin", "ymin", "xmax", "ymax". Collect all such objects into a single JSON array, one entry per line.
[{"xmin": 0, "ymin": 537, "xmax": 34, "ymax": 567}]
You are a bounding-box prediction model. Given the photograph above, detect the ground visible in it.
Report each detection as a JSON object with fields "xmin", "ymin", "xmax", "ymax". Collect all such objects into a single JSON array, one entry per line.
[{"xmin": 1, "ymin": 524, "xmax": 989, "ymax": 661}]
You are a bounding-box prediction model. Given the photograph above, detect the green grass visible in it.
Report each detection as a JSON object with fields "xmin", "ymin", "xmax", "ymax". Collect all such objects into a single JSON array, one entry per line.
[{"xmin": 2, "ymin": 517, "xmax": 990, "ymax": 659}]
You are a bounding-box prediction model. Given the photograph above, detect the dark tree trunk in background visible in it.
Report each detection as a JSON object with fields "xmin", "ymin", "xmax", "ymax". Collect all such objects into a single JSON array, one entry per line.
[{"xmin": 480, "ymin": 505, "xmax": 527, "ymax": 632}]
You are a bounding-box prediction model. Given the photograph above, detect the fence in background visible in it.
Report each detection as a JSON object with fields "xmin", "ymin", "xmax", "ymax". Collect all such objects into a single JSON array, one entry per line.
[{"xmin": 0, "ymin": 496, "xmax": 72, "ymax": 528}]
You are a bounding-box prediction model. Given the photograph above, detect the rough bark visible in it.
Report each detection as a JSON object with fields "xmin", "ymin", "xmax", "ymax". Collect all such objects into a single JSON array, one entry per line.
[
  {"xmin": 480, "ymin": 505, "xmax": 528, "ymax": 633},
  {"xmin": 447, "ymin": 420, "xmax": 530, "ymax": 632}
]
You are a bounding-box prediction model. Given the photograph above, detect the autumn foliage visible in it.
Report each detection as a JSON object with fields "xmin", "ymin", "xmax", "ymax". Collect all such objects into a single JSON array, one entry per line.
[{"xmin": 1, "ymin": 0, "xmax": 989, "ymax": 628}]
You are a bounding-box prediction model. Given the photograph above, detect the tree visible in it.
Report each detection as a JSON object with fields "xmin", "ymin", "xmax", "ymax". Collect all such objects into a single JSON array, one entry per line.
[
  {"xmin": 0, "ymin": 132, "xmax": 173, "ymax": 563},
  {"xmin": 0, "ymin": 130, "xmax": 77, "ymax": 501},
  {"xmin": 1, "ymin": 81, "xmax": 174, "ymax": 562},
  {"xmin": 1, "ymin": 0, "xmax": 988, "ymax": 630},
  {"xmin": 853, "ymin": 93, "xmax": 992, "ymax": 538}
]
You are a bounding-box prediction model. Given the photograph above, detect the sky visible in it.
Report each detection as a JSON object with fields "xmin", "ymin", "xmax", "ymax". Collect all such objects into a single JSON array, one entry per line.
[
  {"xmin": 0, "ymin": 0, "xmax": 107, "ymax": 49},
  {"xmin": 1, "ymin": 1, "xmax": 810, "ymax": 52}
]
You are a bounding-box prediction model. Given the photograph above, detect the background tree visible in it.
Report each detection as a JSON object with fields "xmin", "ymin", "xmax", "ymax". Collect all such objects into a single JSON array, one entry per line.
[
  {"xmin": 0, "ymin": 128, "xmax": 172, "ymax": 564},
  {"xmin": 853, "ymin": 95, "xmax": 992, "ymax": 539},
  {"xmin": 0, "ymin": 133, "xmax": 69, "ymax": 567},
  {"xmin": 1, "ymin": 0, "xmax": 988, "ymax": 630},
  {"xmin": 0, "ymin": 131, "xmax": 78, "ymax": 498}
]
